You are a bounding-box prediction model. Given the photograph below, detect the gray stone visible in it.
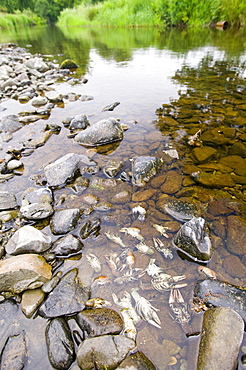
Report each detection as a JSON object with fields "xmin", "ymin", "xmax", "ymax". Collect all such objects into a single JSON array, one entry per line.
[
  {"xmin": 74, "ymin": 117, "xmax": 124, "ymax": 147},
  {"xmin": 38, "ymin": 268, "xmax": 90, "ymax": 318},
  {"xmin": 50, "ymin": 208, "xmax": 80, "ymax": 235},
  {"xmin": 49, "ymin": 234, "xmax": 83, "ymax": 257},
  {"xmin": 197, "ymin": 307, "xmax": 244, "ymax": 370},
  {"xmin": 77, "ymin": 335, "xmax": 135, "ymax": 370},
  {"xmin": 20, "ymin": 202, "xmax": 53, "ymax": 220},
  {"xmin": 44, "ymin": 153, "xmax": 83, "ymax": 187},
  {"xmin": 70, "ymin": 114, "xmax": 90, "ymax": 131},
  {"xmin": 22, "ymin": 187, "xmax": 53, "ymax": 204},
  {"xmin": 116, "ymin": 351, "xmax": 156, "ymax": 370},
  {"xmin": 0, "ymin": 331, "xmax": 27, "ymax": 370},
  {"xmin": 24, "ymin": 57, "xmax": 49, "ymax": 72},
  {"xmin": 0, "ymin": 254, "xmax": 52, "ymax": 293},
  {"xmin": 76, "ymin": 308, "xmax": 123, "ymax": 337},
  {"xmin": 5, "ymin": 225, "xmax": 52, "ymax": 255},
  {"xmin": 0, "ymin": 191, "xmax": 17, "ymax": 210},
  {"xmin": 46, "ymin": 318, "xmax": 75, "ymax": 370},
  {"xmin": 0, "ymin": 115, "xmax": 22, "ymax": 133},
  {"xmin": 131, "ymin": 156, "xmax": 163, "ymax": 187},
  {"xmin": 45, "ymin": 90, "xmax": 63, "ymax": 102},
  {"xmin": 6, "ymin": 159, "xmax": 23, "ymax": 171}
]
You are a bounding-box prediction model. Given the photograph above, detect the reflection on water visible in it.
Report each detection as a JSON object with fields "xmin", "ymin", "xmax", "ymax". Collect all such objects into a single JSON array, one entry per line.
[{"xmin": 0, "ymin": 25, "xmax": 246, "ymax": 369}]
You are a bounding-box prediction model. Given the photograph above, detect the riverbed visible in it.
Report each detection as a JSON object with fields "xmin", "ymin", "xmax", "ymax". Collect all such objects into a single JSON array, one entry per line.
[{"xmin": 0, "ymin": 24, "xmax": 246, "ymax": 369}]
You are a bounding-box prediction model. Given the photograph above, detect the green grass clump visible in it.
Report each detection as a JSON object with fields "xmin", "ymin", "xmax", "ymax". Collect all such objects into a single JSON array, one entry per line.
[{"xmin": 0, "ymin": 10, "xmax": 44, "ymax": 29}]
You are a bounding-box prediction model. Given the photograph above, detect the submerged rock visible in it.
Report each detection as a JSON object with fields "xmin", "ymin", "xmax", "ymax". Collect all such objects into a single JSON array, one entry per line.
[
  {"xmin": 0, "ymin": 191, "xmax": 17, "ymax": 210},
  {"xmin": 197, "ymin": 307, "xmax": 244, "ymax": 370},
  {"xmin": 131, "ymin": 156, "xmax": 163, "ymax": 187},
  {"xmin": 0, "ymin": 115, "xmax": 22, "ymax": 133},
  {"xmin": 194, "ymin": 279, "xmax": 246, "ymax": 324},
  {"xmin": 0, "ymin": 331, "xmax": 27, "ymax": 370},
  {"xmin": 158, "ymin": 198, "xmax": 199, "ymax": 222},
  {"xmin": 74, "ymin": 117, "xmax": 124, "ymax": 147},
  {"xmin": 76, "ymin": 334, "xmax": 135, "ymax": 370},
  {"xmin": 46, "ymin": 317, "xmax": 75, "ymax": 370},
  {"xmin": 173, "ymin": 217, "xmax": 212, "ymax": 262},
  {"xmin": 76, "ymin": 308, "xmax": 123, "ymax": 337},
  {"xmin": 38, "ymin": 268, "xmax": 90, "ymax": 318},
  {"xmin": 5, "ymin": 225, "xmax": 52, "ymax": 255},
  {"xmin": 116, "ymin": 351, "xmax": 156, "ymax": 370},
  {"xmin": 50, "ymin": 208, "xmax": 80, "ymax": 235},
  {"xmin": 79, "ymin": 218, "xmax": 101, "ymax": 239},
  {"xmin": 0, "ymin": 254, "xmax": 52, "ymax": 293}
]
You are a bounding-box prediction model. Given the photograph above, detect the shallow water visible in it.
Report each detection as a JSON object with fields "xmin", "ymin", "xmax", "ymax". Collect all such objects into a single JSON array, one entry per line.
[{"xmin": 1, "ymin": 25, "xmax": 246, "ymax": 369}]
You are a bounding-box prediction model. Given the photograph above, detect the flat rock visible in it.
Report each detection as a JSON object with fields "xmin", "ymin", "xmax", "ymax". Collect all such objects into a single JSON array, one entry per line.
[
  {"xmin": 0, "ymin": 115, "xmax": 22, "ymax": 133},
  {"xmin": 0, "ymin": 191, "xmax": 17, "ymax": 210},
  {"xmin": 38, "ymin": 268, "xmax": 90, "ymax": 318},
  {"xmin": 21, "ymin": 288, "xmax": 45, "ymax": 318},
  {"xmin": 227, "ymin": 215, "xmax": 246, "ymax": 255},
  {"xmin": 197, "ymin": 307, "xmax": 244, "ymax": 370},
  {"xmin": 5, "ymin": 225, "xmax": 52, "ymax": 255},
  {"xmin": 191, "ymin": 146, "xmax": 218, "ymax": 163},
  {"xmin": 74, "ymin": 117, "xmax": 124, "ymax": 147},
  {"xmin": 77, "ymin": 335, "xmax": 135, "ymax": 370},
  {"xmin": 22, "ymin": 187, "xmax": 53, "ymax": 204},
  {"xmin": 20, "ymin": 202, "xmax": 53, "ymax": 220},
  {"xmin": 0, "ymin": 331, "xmax": 27, "ymax": 370},
  {"xmin": 50, "ymin": 208, "xmax": 80, "ymax": 235},
  {"xmin": 46, "ymin": 318, "xmax": 75, "ymax": 370},
  {"xmin": 44, "ymin": 153, "xmax": 83, "ymax": 187},
  {"xmin": 76, "ymin": 308, "xmax": 123, "ymax": 337},
  {"xmin": 0, "ymin": 254, "xmax": 52, "ymax": 293}
]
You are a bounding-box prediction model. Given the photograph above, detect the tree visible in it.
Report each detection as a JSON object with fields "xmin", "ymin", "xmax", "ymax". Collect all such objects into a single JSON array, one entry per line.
[{"xmin": 34, "ymin": 0, "xmax": 76, "ymax": 23}]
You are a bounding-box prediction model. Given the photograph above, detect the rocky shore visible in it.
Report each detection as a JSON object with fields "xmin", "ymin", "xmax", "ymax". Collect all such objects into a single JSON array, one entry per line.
[{"xmin": 0, "ymin": 42, "xmax": 246, "ymax": 369}]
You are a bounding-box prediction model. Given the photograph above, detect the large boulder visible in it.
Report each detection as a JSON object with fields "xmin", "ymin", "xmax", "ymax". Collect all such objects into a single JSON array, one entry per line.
[{"xmin": 74, "ymin": 117, "xmax": 124, "ymax": 147}]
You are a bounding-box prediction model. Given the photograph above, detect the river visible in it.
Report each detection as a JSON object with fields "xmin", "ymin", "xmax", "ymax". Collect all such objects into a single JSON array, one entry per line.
[{"xmin": 0, "ymin": 24, "xmax": 246, "ymax": 369}]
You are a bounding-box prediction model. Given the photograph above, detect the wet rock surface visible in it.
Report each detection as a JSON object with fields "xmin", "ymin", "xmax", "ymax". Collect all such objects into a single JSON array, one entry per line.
[{"xmin": 0, "ymin": 330, "xmax": 27, "ymax": 370}]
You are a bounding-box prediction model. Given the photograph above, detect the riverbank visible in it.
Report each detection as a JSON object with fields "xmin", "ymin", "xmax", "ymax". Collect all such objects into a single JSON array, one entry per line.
[
  {"xmin": 57, "ymin": 0, "xmax": 246, "ymax": 28},
  {"xmin": 0, "ymin": 11, "xmax": 44, "ymax": 30}
]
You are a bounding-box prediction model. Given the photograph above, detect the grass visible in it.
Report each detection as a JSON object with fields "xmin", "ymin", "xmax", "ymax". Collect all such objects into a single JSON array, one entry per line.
[
  {"xmin": 0, "ymin": 10, "xmax": 44, "ymax": 29},
  {"xmin": 57, "ymin": 0, "xmax": 246, "ymax": 28}
]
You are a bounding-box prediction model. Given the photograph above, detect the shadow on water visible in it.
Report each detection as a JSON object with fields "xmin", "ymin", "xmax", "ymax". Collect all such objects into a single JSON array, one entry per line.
[{"xmin": 0, "ymin": 24, "xmax": 246, "ymax": 369}]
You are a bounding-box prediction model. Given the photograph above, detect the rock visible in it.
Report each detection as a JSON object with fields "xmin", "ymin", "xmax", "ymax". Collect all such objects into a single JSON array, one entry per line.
[
  {"xmin": 0, "ymin": 191, "xmax": 17, "ymax": 210},
  {"xmin": 111, "ymin": 190, "xmax": 131, "ymax": 204},
  {"xmin": 200, "ymin": 128, "xmax": 231, "ymax": 146},
  {"xmin": 191, "ymin": 146, "xmax": 218, "ymax": 163},
  {"xmin": 157, "ymin": 198, "xmax": 199, "ymax": 222},
  {"xmin": 102, "ymin": 102, "xmax": 120, "ymax": 112},
  {"xmin": 38, "ymin": 268, "xmax": 90, "ymax": 318},
  {"xmin": 197, "ymin": 307, "xmax": 244, "ymax": 370},
  {"xmin": 21, "ymin": 288, "xmax": 45, "ymax": 318},
  {"xmin": 116, "ymin": 351, "xmax": 156, "ymax": 369},
  {"xmin": 194, "ymin": 279, "xmax": 246, "ymax": 324},
  {"xmin": 0, "ymin": 331, "xmax": 27, "ymax": 370},
  {"xmin": 5, "ymin": 225, "xmax": 52, "ymax": 255},
  {"xmin": 207, "ymin": 198, "xmax": 236, "ymax": 216},
  {"xmin": 22, "ymin": 187, "xmax": 53, "ymax": 204},
  {"xmin": 76, "ymin": 308, "xmax": 123, "ymax": 337},
  {"xmin": 77, "ymin": 335, "xmax": 135, "ymax": 370},
  {"xmin": 132, "ymin": 188, "xmax": 156, "ymax": 202},
  {"xmin": 44, "ymin": 153, "xmax": 83, "ymax": 187},
  {"xmin": 70, "ymin": 114, "xmax": 90, "ymax": 131},
  {"xmin": 0, "ymin": 115, "xmax": 22, "ymax": 133},
  {"xmin": 229, "ymin": 142, "xmax": 246, "ymax": 158},
  {"xmin": 80, "ymin": 193, "xmax": 99, "ymax": 205},
  {"xmin": 46, "ymin": 318, "xmax": 75, "ymax": 370},
  {"xmin": 191, "ymin": 171, "xmax": 235, "ymax": 188},
  {"xmin": 31, "ymin": 97, "xmax": 48, "ymax": 107},
  {"xmin": 74, "ymin": 117, "xmax": 124, "ymax": 147},
  {"xmin": 223, "ymin": 255, "xmax": 246, "ymax": 278},
  {"xmin": 227, "ymin": 215, "xmax": 246, "ymax": 256},
  {"xmin": 60, "ymin": 59, "xmax": 78, "ymax": 69},
  {"xmin": 45, "ymin": 90, "xmax": 63, "ymax": 103},
  {"xmin": 79, "ymin": 218, "xmax": 101, "ymax": 239},
  {"xmin": 0, "ymin": 300, "xmax": 18, "ymax": 337},
  {"xmin": 6, "ymin": 159, "xmax": 23, "ymax": 170},
  {"xmin": 20, "ymin": 202, "xmax": 53, "ymax": 220},
  {"xmin": 0, "ymin": 254, "xmax": 52, "ymax": 293},
  {"xmin": 41, "ymin": 272, "xmax": 62, "ymax": 293},
  {"xmin": 49, "ymin": 234, "xmax": 83, "ymax": 257},
  {"xmin": 103, "ymin": 160, "xmax": 123, "ymax": 178},
  {"xmin": 160, "ymin": 170, "xmax": 183, "ymax": 194},
  {"xmin": 173, "ymin": 217, "xmax": 212, "ymax": 262},
  {"xmin": 219, "ymin": 155, "xmax": 246, "ymax": 176},
  {"xmin": 131, "ymin": 156, "xmax": 163, "ymax": 187},
  {"xmin": 50, "ymin": 208, "xmax": 80, "ymax": 235},
  {"xmin": 24, "ymin": 57, "xmax": 49, "ymax": 72}
]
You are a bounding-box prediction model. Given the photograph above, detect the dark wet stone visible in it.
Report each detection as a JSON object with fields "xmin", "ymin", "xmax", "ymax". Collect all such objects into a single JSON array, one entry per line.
[
  {"xmin": 49, "ymin": 234, "xmax": 83, "ymax": 257},
  {"xmin": 223, "ymin": 255, "xmax": 246, "ymax": 279},
  {"xmin": 0, "ymin": 191, "xmax": 17, "ymax": 210},
  {"xmin": 0, "ymin": 115, "xmax": 22, "ymax": 133},
  {"xmin": 60, "ymin": 59, "xmax": 78, "ymax": 69},
  {"xmin": 131, "ymin": 156, "xmax": 163, "ymax": 187},
  {"xmin": 157, "ymin": 198, "xmax": 199, "ymax": 222},
  {"xmin": 70, "ymin": 176, "xmax": 89, "ymax": 195},
  {"xmin": 191, "ymin": 171, "xmax": 235, "ymax": 188},
  {"xmin": 229, "ymin": 142, "xmax": 246, "ymax": 158},
  {"xmin": 41, "ymin": 272, "xmax": 62, "ymax": 293},
  {"xmin": 46, "ymin": 318, "xmax": 75, "ymax": 370},
  {"xmin": 0, "ymin": 254, "xmax": 52, "ymax": 293},
  {"xmin": 79, "ymin": 218, "xmax": 101, "ymax": 239},
  {"xmin": 191, "ymin": 146, "xmax": 218, "ymax": 164},
  {"xmin": 50, "ymin": 208, "xmax": 80, "ymax": 235},
  {"xmin": 74, "ymin": 117, "xmax": 124, "ymax": 147},
  {"xmin": 194, "ymin": 279, "xmax": 246, "ymax": 324},
  {"xmin": 103, "ymin": 160, "xmax": 123, "ymax": 178},
  {"xmin": 20, "ymin": 202, "xmax": 53, "ymax": 220},
  {"xmin": 197, "ymin": 307, "xmax": 244, "ymax": 370},
  {"xmin": 207, "ymin": 198, "xmax": 236, "ymax": 216},
  {"xmin": 219, "ymin": 155, "xmax": 246, "ymax": 176},
  {"xmin": 70, "ymin": 114, "xmax": 90, "ymax": 131},
  {"xmin": 5, "ymin": 225, "xmax": 52, "ymax": 255},
  {"xmin": 76, "ymin": 335, "xmax": 135, "ymax": 370},
  {"xmin": 0, "ymin": 300, "xmax": 18, "ymax": 336},
  {"xmin": 102, "ymin": 101, "xmax": 120, "ymax": 112},
  {"xmin": 173, "ymin": 217, "xmax": 212, "ymax": 262},
  {"xmin": 44, "ymin": 153, "xmax": 84, "ymax": 187},
  {"xmin": 227, "ymin": 215, "xmax": 246, "ymax": 256},
  {"xmin": 200, "ymin": 128, "xmax": 231, "ymax": 146},
  {"xmin": 116, "ymin": 351, "xmax": 156, "ymax": 370},
  {"xmin": 38, "ymin": 268, "xmax": 90, "ymax": 318},
  {"xmin": 0, "ymin": 331, "xmax": 27, "ymax": 370},
  {"xmin": 76, "ymin": 308, "xmax": 123, "ymax": 337}
]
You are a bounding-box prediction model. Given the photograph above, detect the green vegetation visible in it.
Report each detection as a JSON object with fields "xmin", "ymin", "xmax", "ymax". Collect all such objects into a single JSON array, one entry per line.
[
  {"xmin": 0, "ymin": 10, "xmax": 44, "ymax": 29},
  {"xmin": 58, "ymin": 0, "xmax": 246, "ymax": 28}
]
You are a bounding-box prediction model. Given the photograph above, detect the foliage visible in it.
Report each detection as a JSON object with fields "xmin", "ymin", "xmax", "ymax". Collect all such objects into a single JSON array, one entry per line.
[{"xmin": 0, "ymin": 10, "xmax": 43, "ymax": 29}]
